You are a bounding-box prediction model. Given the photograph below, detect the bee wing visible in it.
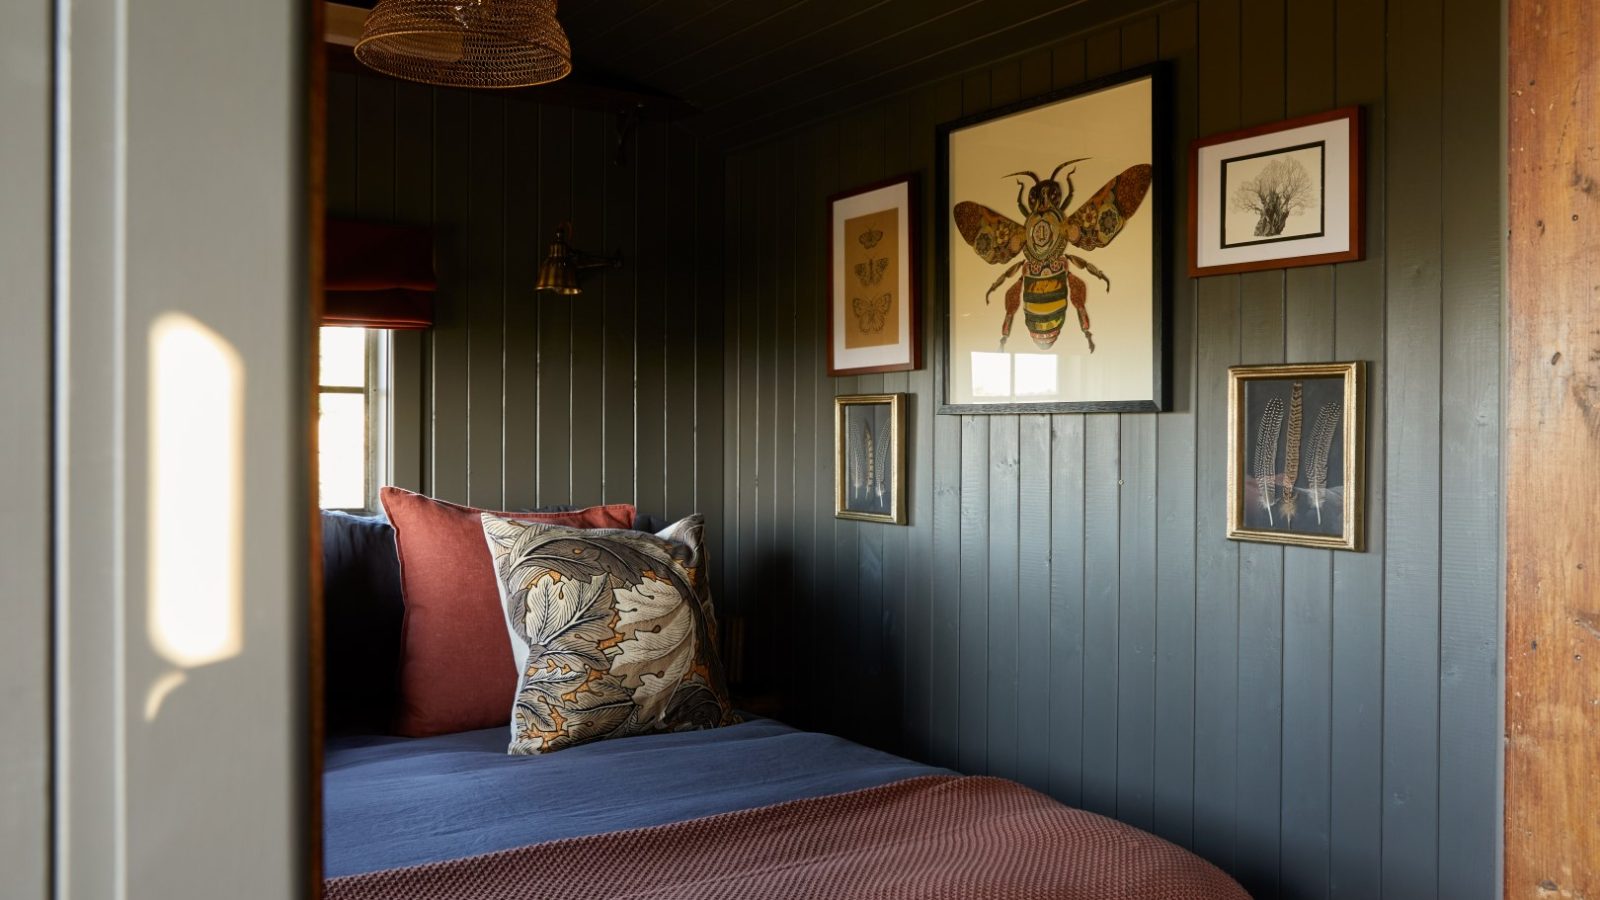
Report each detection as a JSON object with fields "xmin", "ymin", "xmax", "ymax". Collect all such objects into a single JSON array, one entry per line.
[
  {"xmin": 1065, "ymin": 164, "xmax": 1152, "ymax": 251},
  {"xmin": 952, "ymin": 202, "xmax": 1026, "ymax": 264}
]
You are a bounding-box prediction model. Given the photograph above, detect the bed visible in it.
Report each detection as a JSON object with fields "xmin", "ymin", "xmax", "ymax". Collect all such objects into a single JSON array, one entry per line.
[{"xmin": 321, "ymin": 505, "xmax": 1249, "ymax": 899}]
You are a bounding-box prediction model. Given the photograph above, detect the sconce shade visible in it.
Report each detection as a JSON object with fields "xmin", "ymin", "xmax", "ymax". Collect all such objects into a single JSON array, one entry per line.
[
  {"xmin": 355, "ymin": 0, "xmax": 573, "ymax": 90},
  {"xmin": 536, "ymin": 228, "xmax": 581, "ymax": 295}
]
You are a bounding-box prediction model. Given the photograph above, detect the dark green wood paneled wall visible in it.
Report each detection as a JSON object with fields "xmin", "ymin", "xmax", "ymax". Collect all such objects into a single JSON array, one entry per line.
[
  {"xmin": 721, "ymin": 1, "xmax": 1502, "ymax": 897},
  {"xmin": 327, "ymin": 72, "xmax": 726, "ymax": 571}
]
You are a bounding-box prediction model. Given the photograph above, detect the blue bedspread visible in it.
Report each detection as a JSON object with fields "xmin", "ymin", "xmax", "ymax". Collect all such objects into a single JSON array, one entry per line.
[{"xmin": 323, "ymin": 718, "xmax": 947, "ymax": 877}]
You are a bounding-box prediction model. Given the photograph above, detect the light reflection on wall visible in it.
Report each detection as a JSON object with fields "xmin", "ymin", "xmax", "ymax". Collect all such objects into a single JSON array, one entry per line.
[{"xmin": 147, "ymin": 313, "xmax": 245, "ymax": 693}]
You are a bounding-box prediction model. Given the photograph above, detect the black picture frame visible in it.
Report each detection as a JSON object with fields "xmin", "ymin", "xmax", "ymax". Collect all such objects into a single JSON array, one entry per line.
[{"xmin": 935, "ymin": 63, "xmax": 1170, "ymax": 415}]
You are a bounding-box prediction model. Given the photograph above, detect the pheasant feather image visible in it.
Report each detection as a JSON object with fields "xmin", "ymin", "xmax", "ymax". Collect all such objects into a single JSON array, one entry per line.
[
  {"xmin": 848, "ymin": 416, "xmax": 868, "ymax": 495},
  {"xmin": 871, "ymin": 416, "xmax": 891, "ymax": 505},
  {"xmin": 1278, "ymin": 382, "xmax": 1302, "ymax": 525},
  {"xmin": 1307, "ymin": 401, "xmax": 1342, "ymax": 524},
  {"xmin": 1253, "ymin": 397, "xmax": 1285, "ymax": 527}
]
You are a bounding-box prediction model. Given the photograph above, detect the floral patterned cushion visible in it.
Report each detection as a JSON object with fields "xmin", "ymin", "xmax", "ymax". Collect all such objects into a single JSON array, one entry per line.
[{"xmin": 480, "ymin": 513, "xmax": 737, "ymax": 755}]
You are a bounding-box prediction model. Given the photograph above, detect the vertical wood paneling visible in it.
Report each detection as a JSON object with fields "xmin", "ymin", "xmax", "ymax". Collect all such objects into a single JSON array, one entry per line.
[
  {"xmin": 466, "ymin": 93, "xmax": 506, "ymax": 510},
  {"xmin": 1280, "ymin": 1, "xmax": 1337, "ymax": 896},
  {"xmin": 569, "ymin": 110, "xmax": 608, "ymax": 505},
  {"xmin": 430, "ymin": 89, "xmax": 472, "ymax": 504},
  {"xmin": 700, "ymin": 2, "xmax": 1504, "ymax": 898},
  {"xmin": 1383, "ymin": 0, "xmax": 1445, "ymax": 896},
  {"xmin": 1234, "ymin": 4, "xmax": 1289, "ymax": 895},
  {"xmin": 502, "ymin": 101, "xmax": 540, "ymax": 508},
  {"xmin": 1011, "ymin": 46, "xmax": 1055, "ymax": 792},
  {"xmin": 602, "ymin": 112, "xmax": 640, "ymax": 506},
  {"xmin": 1152, "ymin": 1, "xmax": 1199, "ymax": 851},
  {"xmin": 330, "ymin": 73, "xmax": 724, "ymax": 544},
  {"xmin": 1436, "ymin": 3, "xmax": 1501, "ymax": 897},
  {"xmin": 390, "ymin": 82, "xmax": 434, "ymax": 494},
  {"xmin": 632, "ymin": 119, "xmax": 668, "ymax": 518},
  {"xmin": 880, "ymin": 95, "xmax": 912, "ymax": 756},
  {"xmin": 1116, "ymin": 10, "xmax": 1160, "ymax": 838},
  {"xmin": 1191, "ymin": 0, "xmax": 1243, "ymax": 877},
  {"xmin": 536, "ymin": 105, "xmax": 574, "ymax": 504},
  {"xmin": 956, "ymin": 71, "xmax": 992, "ymax": 774},
  {"xmin": 1328, "ymin": 0, "xmax": 1387, "ymax": 895}
]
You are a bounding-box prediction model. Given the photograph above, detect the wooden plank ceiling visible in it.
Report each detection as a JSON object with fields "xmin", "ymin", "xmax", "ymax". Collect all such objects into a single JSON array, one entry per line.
[{"xmin": 336, "ymin": 0, "xmax": 1162, "ymax": 146}]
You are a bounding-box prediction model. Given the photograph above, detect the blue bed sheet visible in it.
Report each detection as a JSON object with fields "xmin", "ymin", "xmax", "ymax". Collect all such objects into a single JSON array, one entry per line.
[{"xmin": 323, "ymin": 718, "xmax": 948, "ymax": 878}]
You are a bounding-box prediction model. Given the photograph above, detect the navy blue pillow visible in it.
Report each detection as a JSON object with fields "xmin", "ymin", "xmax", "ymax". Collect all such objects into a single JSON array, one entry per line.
[{"xmin": 322, "ymin": 510, "xmax": 405, "ymax": 734}]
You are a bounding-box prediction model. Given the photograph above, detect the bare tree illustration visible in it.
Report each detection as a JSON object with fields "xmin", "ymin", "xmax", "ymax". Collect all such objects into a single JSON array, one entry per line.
[{"xmin": 1232, "ymin": 156, "xmax": 1314, "ymax": 237}]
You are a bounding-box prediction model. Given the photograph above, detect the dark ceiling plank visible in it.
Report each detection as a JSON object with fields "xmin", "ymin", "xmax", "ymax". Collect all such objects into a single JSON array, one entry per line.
[
  {"xmin": 662, "ymin": 0, "xmax": 972, "ymax": 109},
  {"xmin": 585, "ymin": 0, "xmax": 813, "ymax": 83},
  {"xmin": 565, "ymin": 0, "xmax": 739, "ymax": 69},
  {"xmin": 703, "ymin": 0, "xmax": 1163, "ymax": 145}
]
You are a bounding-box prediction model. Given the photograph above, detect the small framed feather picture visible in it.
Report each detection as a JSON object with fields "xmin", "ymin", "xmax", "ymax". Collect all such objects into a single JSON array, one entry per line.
[
  {"xmin": 1227, "ymin": 362, "xmax": 1365, "ymax": 551},
  {"xmin": 834, "ymin": 393, "xmax": 907, "ymax": 525}
]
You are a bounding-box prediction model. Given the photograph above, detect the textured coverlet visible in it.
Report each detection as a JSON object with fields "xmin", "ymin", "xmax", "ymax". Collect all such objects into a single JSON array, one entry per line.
[
  {"xmin": 325, "ymin": 775, "xmax": 1250, "ymax": 900},
  {"xmin": 324, "ymin": 719, "xmax": 942, "ymax": 876}
]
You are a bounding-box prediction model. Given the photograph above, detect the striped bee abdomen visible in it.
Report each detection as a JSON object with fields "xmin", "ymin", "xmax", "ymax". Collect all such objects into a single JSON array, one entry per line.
[{"xmin": 1022, "ymin": 271, "xmax": 1068, "ymax": 348}]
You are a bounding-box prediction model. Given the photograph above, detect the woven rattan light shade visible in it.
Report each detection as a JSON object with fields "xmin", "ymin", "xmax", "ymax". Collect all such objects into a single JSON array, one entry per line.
[{"xmin": 355, "ymin": 0, "xmax": 572, "ymax": 89}]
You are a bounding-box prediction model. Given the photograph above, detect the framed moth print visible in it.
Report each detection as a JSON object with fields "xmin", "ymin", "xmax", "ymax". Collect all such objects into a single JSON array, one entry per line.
[
  {"xmin": 834, "ymin": 393, "xmax": 906, "ymax": 525},
  {"xmin": 1190, "ymin": 107, "xmax": 1363, "ymax": 276},
  {"xmin": 938, "ymin": 65, "xmax": 1168, "ymax": 414},
  {"xmin": 1227, "ymin": 362, "xmax": 1366, "ymax": 551},
  {"xmin": 829, "ymin": 174, "xmax": 920, "ymax": 376}
]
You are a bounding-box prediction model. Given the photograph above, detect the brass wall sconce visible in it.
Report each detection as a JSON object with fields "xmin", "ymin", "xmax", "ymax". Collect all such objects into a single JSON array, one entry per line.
[{"xmin": 535, "ymin": 223, "xmax": 623, "ymax": 295}]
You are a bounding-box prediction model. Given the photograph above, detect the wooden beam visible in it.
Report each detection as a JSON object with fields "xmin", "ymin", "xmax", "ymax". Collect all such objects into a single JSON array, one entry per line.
[
  {"xmin": 325, "ymin": 2, "xmax": 364, "ymax": 47},
  {"xmin": 1506, "ymin": 1, "xmax": 1600, "ymax": 897}
]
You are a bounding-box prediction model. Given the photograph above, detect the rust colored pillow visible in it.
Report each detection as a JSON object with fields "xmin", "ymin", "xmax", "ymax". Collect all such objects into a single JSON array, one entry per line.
[{"xmin": 379, "ymin": 486, "xmax": 636, "ymax": 737}]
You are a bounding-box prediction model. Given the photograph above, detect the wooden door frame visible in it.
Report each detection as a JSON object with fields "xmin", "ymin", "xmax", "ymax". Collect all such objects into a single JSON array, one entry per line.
[{"xmin": 1505, "ymin": 1, "xmax": 1600, "ymax": 896}]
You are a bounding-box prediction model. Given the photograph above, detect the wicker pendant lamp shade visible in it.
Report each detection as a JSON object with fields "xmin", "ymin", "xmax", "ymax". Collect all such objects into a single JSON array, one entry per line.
[{"xmin": 355, "ymin": 0, "xmax": 572, "ymax": 89}]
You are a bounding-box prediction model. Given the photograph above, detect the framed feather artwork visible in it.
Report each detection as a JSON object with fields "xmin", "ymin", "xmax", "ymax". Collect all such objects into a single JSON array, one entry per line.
[
  {"xmin": 828, "ymin": 175, "xmax": 920, "ymax": 376},
  {"xmin": 834, "ymin": 393, "xmax": 906, "ymax": 525},
  {"xmin": 1226, "ymin": 362, "xmax": 1365, "ymax": 550},
  {"xmin": 936, "ymin": 64, "xmax": 1169, "ymax": 413}
]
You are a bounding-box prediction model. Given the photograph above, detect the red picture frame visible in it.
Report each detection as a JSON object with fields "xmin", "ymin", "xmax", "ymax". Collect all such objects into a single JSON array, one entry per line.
[
  {"xmin": 827, "ymin": 174, "xmax": 921, "ymax": 377},
  {"xmin": 1188, "ymin": 107, "xmax": 1364, "ymax": 277}
]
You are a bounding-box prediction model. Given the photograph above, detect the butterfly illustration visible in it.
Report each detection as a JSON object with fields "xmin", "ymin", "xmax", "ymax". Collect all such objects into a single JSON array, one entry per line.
[
  {"xmin": 854, "ymin": 257, "xmax": 889, "ymax": 287},
  {"xmin": 858, "ymin": 226, "xmax": 884, "ymax": 250},
  {"xmin": 852, "ymin": 293, "xmax": 892, "ymax": 333}
]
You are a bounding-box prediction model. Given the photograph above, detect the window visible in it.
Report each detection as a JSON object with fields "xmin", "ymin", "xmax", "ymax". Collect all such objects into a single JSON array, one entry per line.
[{"xmin": 317, "ymin": 326, "xmax": 387, "ymax": 511}]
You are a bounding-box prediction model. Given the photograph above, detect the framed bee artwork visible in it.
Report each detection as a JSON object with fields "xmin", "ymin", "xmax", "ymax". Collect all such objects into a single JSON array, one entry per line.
[
  {"xmin": 828, "ymin": 174, "xmax": 920, "ymax": 376},
  {"xmin": 1226, "ymin": 362, "xmax": 1366, "ymax": 551},
  {"xmin": 937, "ymin": 64, "xmax": 1169, "ymax": 414},
  {"xmin": 834, "ymin": 393, "xmax": 907, "ymax": 525},
  {"xmin": 1189, "ymin": 107, "xmax": 1364, "ymax": 276}
]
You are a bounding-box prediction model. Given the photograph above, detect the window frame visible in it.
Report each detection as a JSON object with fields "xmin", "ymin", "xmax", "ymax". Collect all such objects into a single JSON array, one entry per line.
[{"xmin": 317, "ymin": 327, "xmax": 389, "ymax": 513}]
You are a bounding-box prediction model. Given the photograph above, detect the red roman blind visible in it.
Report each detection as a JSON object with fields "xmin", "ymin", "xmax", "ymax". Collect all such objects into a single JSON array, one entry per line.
[{"xmin": 323, "ymin": 218, "xmax": 436, "ymax": 329}]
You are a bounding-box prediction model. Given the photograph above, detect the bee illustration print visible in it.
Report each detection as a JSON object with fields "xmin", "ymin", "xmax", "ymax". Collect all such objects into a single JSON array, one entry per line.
[{"xmin": 953, "ymin": 158, "xmax": 1152, "ymax": 352}]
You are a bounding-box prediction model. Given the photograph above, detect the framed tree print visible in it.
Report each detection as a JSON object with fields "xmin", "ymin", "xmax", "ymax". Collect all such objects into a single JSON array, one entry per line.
[
  {"xmin": 937, "ymin": 64, "xmax": 1168, "ymax": 414},
  {"xmin": 834, "ymin": 393, "xmax": 906, "ymax": 525},
  {"xmin": 1189, "ymin": 107, "xmax": 1364, "ymax": 276},
  {"xmin": 1226, "ymin": 362, "xmax": 1366, "ymax": 551},
  {"xmin": 829, "ymin": 175, "xmax": 920, "ymax": 376}
]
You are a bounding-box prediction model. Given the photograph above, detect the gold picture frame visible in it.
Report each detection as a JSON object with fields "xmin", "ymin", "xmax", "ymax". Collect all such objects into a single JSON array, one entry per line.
[
  {"xmin": 833, "ymin": 393, "xmax": 907, "ymax": 525},
  {"xmin": 1227, "ymin": 362, "xmax": 1365, "ymax": 550}
]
